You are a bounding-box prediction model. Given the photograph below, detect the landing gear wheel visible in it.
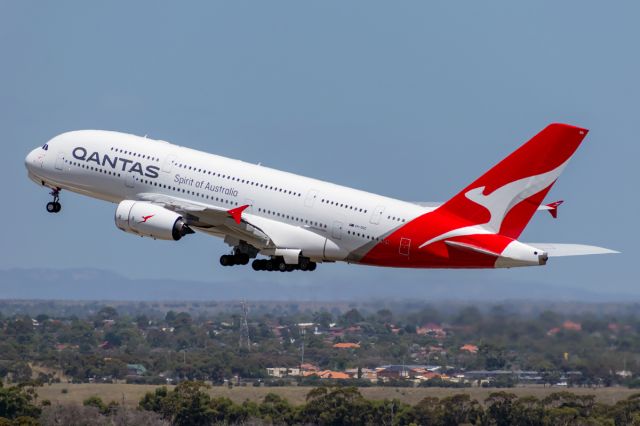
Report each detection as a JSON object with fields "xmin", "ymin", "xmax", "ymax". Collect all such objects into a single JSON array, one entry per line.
[
  {"xmin": 236, "ymin": 253, "xmax": 250, "ymax": 265},
  {"xmin": 277, "ymin": 261, "xmax": 288, "ymax": 272},
  {"xmin": 307, "ymin": 262, "xmax": 317, "ymax": 271},
  {"xmin": 220, "ymin": 255, "xmax": 234, "ymax": 267},
  {"xmin": 252, "ymin": 260, "xmax": 264, "ymax": 271},
  {"xmin": 299, "ymin": 258, "xmax": 310, "ymax": 271},
  {"xmin": 47, "ymin": 189, "xmax": 62, "ymax": 213},
  {"xmin": 265, "ymin": 260, "xmax": 274, "ymax": 272}
]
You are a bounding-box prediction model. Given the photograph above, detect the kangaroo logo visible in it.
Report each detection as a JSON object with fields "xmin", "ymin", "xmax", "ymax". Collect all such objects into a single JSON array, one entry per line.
[
  {"xmin": 138, "ymin": 214, "xmax": 154, "ymax": 224},
  {"xmin": 418, "ymin": 159, "xmax": 570, "ymax": 249}
]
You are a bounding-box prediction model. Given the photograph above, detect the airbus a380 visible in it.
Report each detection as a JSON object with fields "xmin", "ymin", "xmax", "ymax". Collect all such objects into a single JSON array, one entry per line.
[{"xmin": 24, "ymin": 123, "xmax": 617, "ymax": 272}]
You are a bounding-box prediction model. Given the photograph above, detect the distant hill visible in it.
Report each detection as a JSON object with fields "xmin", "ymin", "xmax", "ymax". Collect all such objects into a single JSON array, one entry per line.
[{"xmin": 0, "ymin": 267, "xmax": 636, "ymax": 302}]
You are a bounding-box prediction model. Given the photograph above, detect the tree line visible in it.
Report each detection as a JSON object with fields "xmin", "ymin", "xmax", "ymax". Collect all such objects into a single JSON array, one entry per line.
[{"xmin": 4, "ymin": 381, "xmax": 640, "ymax": 425}]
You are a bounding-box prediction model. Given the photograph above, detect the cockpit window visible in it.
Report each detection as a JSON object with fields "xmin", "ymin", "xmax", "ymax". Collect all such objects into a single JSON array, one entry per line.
[{"xmin": 42, "ymin": 144, "xmax": 49, "ymax": 151}]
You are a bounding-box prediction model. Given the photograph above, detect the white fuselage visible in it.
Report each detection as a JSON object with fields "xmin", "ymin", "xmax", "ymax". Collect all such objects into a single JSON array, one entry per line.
[{"xmin": 25, "ymin": 130, "xmax": 430, "ymax": 263}]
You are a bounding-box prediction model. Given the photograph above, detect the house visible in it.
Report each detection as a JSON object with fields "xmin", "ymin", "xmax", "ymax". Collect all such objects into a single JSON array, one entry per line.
[
  {"xmin": 328, "ymin": 327, "xmax": 345, "ymax": 338},
  {"xmin": 333, "ymin": 342, "xmax": 360, "ymax": 349},
  {"xmin": 345, "ymin": 325, "xmax": 362, "ymax": 334},
  {"xmin": 376, "ymin": 365, "xmax": 411, "ymax": 379},
  {"xmin": 562, "ymin": 321, "xmax": 582, "ymax": 331},
  {"xmin": 463, "ymin": 370, "xmax": 543, "ymax": 384},
  {"xmin": 607, "ymin": 323, "xmax": 631, "ymax": 333},
  {"xmin": 427, "ymin": 345, "xmax": 448, "ymax": 355},
  {"xmin": 547, "ymin": 327, "xmax": 561, "ymax": 336},
  {"xmin": 300, "ymin": 363, "xmax": 319, "ymax": 372},
  {"xmin": 271, "ymin": 325, "xmax": 288, "ymax": 338},
  {"xmin": 127, "ymin": 364, "xmax": 147, "ymax": 376},
  {"xmin": 376, "ymin": 364, "xmax": 441, "ymax": 381},
  {"xmin": 267, "ymin": 367, "xmax": 287, "ymax": 378},
  {"xmin": 316, "ymin": 370, "xmax": 350, "ymax": 380},
  {"xmin": 345, "ymin": 368, "xmax": 378, "ymax": 381},
  {"xmin": 266, "ymin": 367, "xmax": 300, "ymax": 378},
  {"xmin": 414, "ymin": 371, "xmax": 442, "ymax": 382},
  {"xmin": 548, "ymin": 321, "xmax": 582, "ymax": 335},
  {"xmin": 616, "ymin": 370, "xmax": 633, "ymax": 378},
  {"xmin": 460, "ymin": 344, "xmax": 479, "ymax": 354},
  {"xmin": 416, "ymin": 323, "xmax": 446, "ymax": 338},
  {"xmin": 389, "ymin": 326, "xmax": 402, "ymax": 334}
]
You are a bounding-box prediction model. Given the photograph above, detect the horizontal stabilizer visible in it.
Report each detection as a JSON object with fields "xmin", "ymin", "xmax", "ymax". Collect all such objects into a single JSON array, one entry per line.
[
  {"xmin": 526, "ymin": 243, "xmax": 619, "ymax": 257},
  {"xmin": 444, "ymin": 240, "xmax": 500, "ymax": 257},
  {"xmin": 537, "ymin": 200, "xmax": 563, "ymax": 218}
]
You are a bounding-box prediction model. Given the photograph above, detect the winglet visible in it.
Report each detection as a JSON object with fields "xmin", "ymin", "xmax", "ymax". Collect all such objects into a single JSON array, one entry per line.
[
  {"xmin": 228, "ymin": 205, "xmax": 250, "ymax": 224},
  {"xmin": 546, "ymin": 200, "xmax": 564, "ymax": 219}
]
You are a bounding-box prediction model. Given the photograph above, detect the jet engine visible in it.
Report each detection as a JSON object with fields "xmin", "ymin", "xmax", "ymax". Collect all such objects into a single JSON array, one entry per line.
[{"xmin": 114, "ymin": 200, "xmax": 194, "ymax": 241}]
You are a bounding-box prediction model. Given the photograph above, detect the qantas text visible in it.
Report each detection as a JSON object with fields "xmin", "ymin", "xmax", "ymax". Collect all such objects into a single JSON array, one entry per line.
[{"xmin": 72, "ymin": 147, "xmax": 160, "ymax": 178}]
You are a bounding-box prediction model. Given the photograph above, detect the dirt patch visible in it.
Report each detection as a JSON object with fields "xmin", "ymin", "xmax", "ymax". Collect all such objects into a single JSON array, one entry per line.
[{"xmin": 36, "ymin": 383, "xmax": 639, "ymax": 408}]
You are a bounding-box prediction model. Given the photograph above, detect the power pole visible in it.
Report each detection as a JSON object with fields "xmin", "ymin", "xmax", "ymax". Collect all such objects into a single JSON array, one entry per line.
[
  {"xmin": 299, "ymin": 325, "xmax": 306, "ymax": 381},
  {"xmin": 300, "ymin": 326, "xmax": 306, "ymax": 367},
  {"xmin": 239, "ymin": 300, "xmax": 251, "ymax": 351}
]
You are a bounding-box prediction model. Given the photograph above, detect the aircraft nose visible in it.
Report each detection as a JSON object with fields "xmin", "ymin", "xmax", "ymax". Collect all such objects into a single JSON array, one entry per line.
[
  {"xmin": 25, "ymin": 148, "xmax": 38, "ymax": 171},
  {"xmin": 24, "ymin": 151, "xmax": 35, "ymax": 170}
]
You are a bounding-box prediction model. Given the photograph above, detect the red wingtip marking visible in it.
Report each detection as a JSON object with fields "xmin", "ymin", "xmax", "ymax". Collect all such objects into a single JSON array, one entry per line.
[
  {"xmin": 546, "ymin": 200, "xmax": 563, "ymax": 219},
  {"xmin": 228, "ymin": 205, "xmax": 250, "ymax": 224}
]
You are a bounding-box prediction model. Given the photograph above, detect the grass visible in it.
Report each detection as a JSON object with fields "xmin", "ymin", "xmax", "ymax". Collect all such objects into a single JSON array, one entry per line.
[{"xmin": 35, "ymin": 383, "xmax": 640, "ymax": 408}]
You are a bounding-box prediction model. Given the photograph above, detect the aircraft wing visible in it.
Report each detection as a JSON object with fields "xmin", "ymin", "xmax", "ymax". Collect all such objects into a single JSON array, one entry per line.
[
  {"xmin": 526, "ymin": 243, "xmax": 620, "ymax": 257},
  {"xmin": 137, "ymin": 193, "xmax": 331, "ymax": 263},
  {"xmin": 137, "ymin": 193, "xmax": 272, "ymax": 247}
]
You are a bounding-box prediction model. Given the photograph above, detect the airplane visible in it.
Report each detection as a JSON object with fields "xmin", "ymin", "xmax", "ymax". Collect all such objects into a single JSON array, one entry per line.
[{"xmin": 24, "ymin": 123, "xmax": 617, "ymax": 272}]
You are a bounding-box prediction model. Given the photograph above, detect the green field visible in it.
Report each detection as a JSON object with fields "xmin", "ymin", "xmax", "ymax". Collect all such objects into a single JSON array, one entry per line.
[{"xmin": 36, "ymin": 383, "xmax": 640, "ymax": 408}]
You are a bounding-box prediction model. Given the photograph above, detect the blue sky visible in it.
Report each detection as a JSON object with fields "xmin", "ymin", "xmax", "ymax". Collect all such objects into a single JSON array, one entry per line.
[{"xmin": 0, "ymin": 1, "xmax": 636, "ymax": 296}]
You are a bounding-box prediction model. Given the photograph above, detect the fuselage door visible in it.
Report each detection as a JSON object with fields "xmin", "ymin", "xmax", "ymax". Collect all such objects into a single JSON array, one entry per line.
[
  {"xmin": 55, "ymin": 152, "xmax": 65, "ymax": 171},
  {"xmin": 400, "ymin": 238, "xmax": 411, "ymax": 256},
  {"xmin": 162, "ymin": 155, "xmax": 177, "ymax": 173},
  {"xmin": 125, "ymin": 173, "xmax": 135, "ymax": 188},
  {"xmin": 305, "ymin": 189, "xmax": 318, "ymax": 207},
  {"xmin": 370, "ymin": 205, "xmax": 385, "ymax": 225},
  {"xmin": 332, "ymin": 221, "xmax": 343, "ymax": 240}
]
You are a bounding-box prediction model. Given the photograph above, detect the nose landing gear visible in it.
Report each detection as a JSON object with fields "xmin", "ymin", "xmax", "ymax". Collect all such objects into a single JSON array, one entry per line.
[{"xmin": 46, "ymin": 189, "xmax": 61, "ymax": 213}]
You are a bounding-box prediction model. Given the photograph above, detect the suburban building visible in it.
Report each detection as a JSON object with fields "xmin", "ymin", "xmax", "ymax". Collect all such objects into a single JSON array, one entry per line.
[
  {"xmin": 266, "ymin": 367, "xmax": 300, "ymax": 378},
  {"xmin": 332, "ymin": 342, "xmax": 360, "ymax": 349}
]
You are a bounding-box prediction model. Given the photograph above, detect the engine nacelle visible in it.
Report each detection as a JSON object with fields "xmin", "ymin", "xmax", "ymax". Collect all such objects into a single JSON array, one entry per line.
[{"xmin": 115, "ymin": 200, "xmax": 194, "ymax": 241}]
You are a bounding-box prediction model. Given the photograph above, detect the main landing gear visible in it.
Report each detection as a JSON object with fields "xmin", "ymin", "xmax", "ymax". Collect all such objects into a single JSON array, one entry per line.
[
  {"xmin": 219, "ymin": 252, "xmax": 250, "ymax": 267},
  {"xmin": 218, "ymin": 243, "xmax": 317, "ymax": 272},
  {"xmin": 251, "ymin": 257, "xmax": 317, "ymax": 272},
  {"xmin": 46, "ymin": 188, "xmax": 61, "ymax": 213}
]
